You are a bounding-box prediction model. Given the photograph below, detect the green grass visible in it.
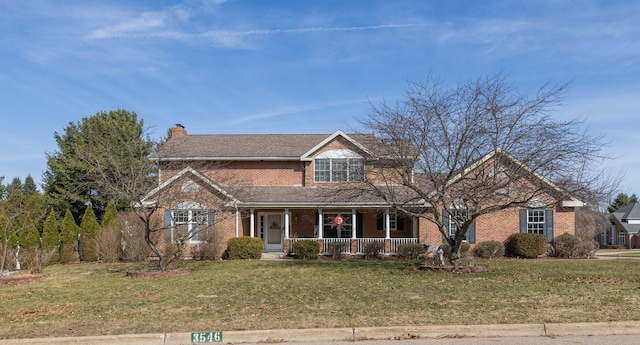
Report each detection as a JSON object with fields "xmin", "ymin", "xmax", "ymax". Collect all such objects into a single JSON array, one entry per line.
[{"xmin": 2, "ymin": 259, "xmax": 640, "ymax": 339}]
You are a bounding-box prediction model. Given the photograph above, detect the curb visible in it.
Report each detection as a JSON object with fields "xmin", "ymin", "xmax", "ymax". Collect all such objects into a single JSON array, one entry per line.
[{"xmin": 2, "ymin": 321, "xmax": 640, "ymax": 344}]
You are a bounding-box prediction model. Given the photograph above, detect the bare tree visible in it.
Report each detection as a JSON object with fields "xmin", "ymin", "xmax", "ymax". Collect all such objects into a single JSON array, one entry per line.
[
  {"xmin": 69, "ymin": 122, "xmax": 237, "ymax": 271},
  {"xmin": 360, "ymin": 72, "xmax": 614, "ymax": 265}
]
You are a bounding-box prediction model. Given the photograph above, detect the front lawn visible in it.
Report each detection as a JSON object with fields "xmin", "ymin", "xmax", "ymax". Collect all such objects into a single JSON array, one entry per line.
[{"xmin": 1, "ymin": 259, "xmax": 640, "ymax": 339}]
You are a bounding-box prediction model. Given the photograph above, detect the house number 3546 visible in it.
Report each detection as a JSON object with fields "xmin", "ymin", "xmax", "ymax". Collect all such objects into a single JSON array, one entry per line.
[{"xmin": 191, "ymin": 331, "xmax": 222, "ymax": 343}]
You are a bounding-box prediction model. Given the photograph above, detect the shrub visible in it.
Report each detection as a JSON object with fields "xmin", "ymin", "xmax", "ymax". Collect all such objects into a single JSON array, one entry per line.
[
  {"xmin": 505, "ymin": 233, "xmax": 547, "ymax": 258},
  {"xmin": 120, "ymin": 213, "xmax": 154, "ymax": 262},
  {"xmin": 473, "ymin": 240, "xmax": 505, "ymax": 259},
  {"xmin": 362, "ymin": 240, "xmax": 385, "ymax": 259},
  {"xmin": 552, "ymin": 232, "xmax": 580, "ymax": 258},
  {"xmin": 441, "ymin": 241, "xmax": 471, "ymax": 258},
  {"xmin": 30, "ymin": 247, "xmax": 57, "ymax": 274},
  {"xmin": 293, "ymin": 240, "xmax": 320, "ymax": 260},
  {"xmin": 192, "ymin": 228, "xmax": 225, "ymax": 260},
  {"xmin": 226, "ymin": 237, "xmax": 263, "ymax": 260},
  {"xmin": 96, "ymin": 225, "xmax": 122, "ymax": 263},
  {"xmin": 397, "ymin": 243, "xmax": 425, "ymax": 260},
  {"xmin": 326, "ymin": 242, "xmax": 349, "ymax": 259}
]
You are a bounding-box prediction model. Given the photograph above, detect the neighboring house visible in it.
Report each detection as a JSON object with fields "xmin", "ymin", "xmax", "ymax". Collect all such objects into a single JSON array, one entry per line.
[
  {"xmin": 607, "ymin": 203, "xmax": 640, "ymax": 248},
  {"xmin": 143, "ymin": 125, "xmax": 583, "ymax": 256}
]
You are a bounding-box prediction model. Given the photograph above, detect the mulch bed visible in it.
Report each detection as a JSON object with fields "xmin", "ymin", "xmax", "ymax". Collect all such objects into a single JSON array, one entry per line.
[
  {"xmin": 125, "ymin": 270, "xmax": 190, "ymax": 278},
  {"xmin": 0, "ymin": 273, "xmax": 46, "ymax": 285},
  {"xmin": 419, "ymin": 264, "xmax": 489, "ymax": 273}
]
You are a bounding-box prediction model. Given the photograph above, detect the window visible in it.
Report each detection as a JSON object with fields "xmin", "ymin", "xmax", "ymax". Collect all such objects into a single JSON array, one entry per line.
[
  {"xmin": 519, "ymin": 209, "xmax": 553, "ymax": 243},
  {"xmin": 314, "ymin": 149, "xmax": 365, "ymax": 183},
  {"xmin": 165, "ymin": 206, "xmax": 214, "ymax": 243},
  {"xmin": 376, "ymin": 212, "xmax": 403, "ymax": 231},
  {"xmin": 618, "ymin": 231, "xmax": 627, "ymax": 245},
  {"xmin": 323, "ymin": 213, "xmax": 353, "ymax": 238},
  {"xmin": 527, "ymin": 209, "xmax": 545, "ymax": 234},
  {"xmin": 181, "ymin": 181, "xmax": 199, "ymax": 192}
]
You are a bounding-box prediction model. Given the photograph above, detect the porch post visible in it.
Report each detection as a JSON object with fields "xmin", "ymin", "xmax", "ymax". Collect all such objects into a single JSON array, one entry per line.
[
  {"xmin": 284, "ymin": 208, "xmax": 290, "ymax": 239},
  {"xmin": 385, "ymin": 208, "xmax": 391, "ymax": 240},
  {"xmin": 318, "ymin": 209, "xmax": 323, "ymax": 239},
  {"xmin": 235, "ymin": 209, "xmax": 239, "ymax": 237},
  {"xmin": 611, "ymin": 225, "xmax": 616, "ymax": 245},
  {"xmin": 351, "ymin": 208, "xmax": 357, "ymax": 239},
  {"xmin": 412, "ymin": 217, "xmax": 418, "ymax": 238},
  {"xmin": 250, "ymin": 209, "xmax": 255, "ymax": 237}
]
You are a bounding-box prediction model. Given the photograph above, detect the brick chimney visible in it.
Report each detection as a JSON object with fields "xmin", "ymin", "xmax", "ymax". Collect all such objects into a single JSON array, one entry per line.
[{"xmin": 170, "ymin": 124, "xmax": 187, "ymax": 137}]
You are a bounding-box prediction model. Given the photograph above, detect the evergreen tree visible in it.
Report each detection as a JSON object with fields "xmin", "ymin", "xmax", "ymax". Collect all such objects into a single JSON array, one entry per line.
[
  {"xmin": 22, "ymin": 175, "xmax": 38, "ymax": 195},
  {"xmin": 41, "ymin": 209, "xmax": 59, "ymax": 264},
  {"xmin": 43, "ymin": 109, "xmax": 153, "ymax": 222},
  {"xmin": 60, "ymin": 209, "xmax": 79, "ymax": 263},
  {"xmin": 7, "ymin": 177, "xmax": 22, "ymax": 196},
  {"xmin": 101, "ymin": 199, "xmax": 119, "ymax": 228},
  {"xmin": 608, "ymin": 193, "xmax": 639, "ymax": 213},
  {"xmin": 0, "ymin": 176, "xmax": 6, "ymax": 200},
  {"xmin": 80, "ymin": 204, "xmax": 99, "ymax": 261},
  {"xmin": 19, "ymin": 215, "xmax": 40, "ymax": 269}
]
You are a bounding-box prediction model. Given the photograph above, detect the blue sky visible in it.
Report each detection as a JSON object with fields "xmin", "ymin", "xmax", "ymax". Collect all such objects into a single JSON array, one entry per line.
[{"xmin": 1, "ymin": 0, "xmax": 638, "ymax": 197}]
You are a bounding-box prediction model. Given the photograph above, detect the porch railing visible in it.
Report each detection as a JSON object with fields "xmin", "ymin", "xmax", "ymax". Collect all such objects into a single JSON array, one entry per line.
[
  {"xmin": 287, "ymin": 238, "xmax": 418, "ymax": 255},
  {"xmin": 389, "ymin": 238, "xmax": 418, "ymax": 253}
]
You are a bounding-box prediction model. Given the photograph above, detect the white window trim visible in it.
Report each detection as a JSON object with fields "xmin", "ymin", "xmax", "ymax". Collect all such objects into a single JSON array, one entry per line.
[
  {"xmin": 527, "ymin": 209, "xmax": 545, "ymax": 235},
  {"xmin": 314, "ymin": 149, "xmax": 365, "ymax": 183},
  {"xmin": 323, "ymin": 213, "xmax": 354, "ymax": 238},
  {"xmin": 170, "ymin": 209, "xmax": 209, "ymax": 243}
]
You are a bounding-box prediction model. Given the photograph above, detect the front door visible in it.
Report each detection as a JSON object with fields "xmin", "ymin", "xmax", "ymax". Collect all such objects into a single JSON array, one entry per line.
[{"xmin": 263, "ymin": 213, "xmax": 284, "ymax": 252}]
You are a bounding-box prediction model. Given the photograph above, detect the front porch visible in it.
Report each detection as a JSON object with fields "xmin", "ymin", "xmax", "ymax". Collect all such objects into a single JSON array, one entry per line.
[{"xmin": 235, "ymin": 207, "xmax": 421, "ymax": 255}]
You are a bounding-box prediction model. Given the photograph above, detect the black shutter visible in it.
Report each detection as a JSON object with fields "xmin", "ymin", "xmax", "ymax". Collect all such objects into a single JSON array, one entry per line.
[
  {"xmin": 356, "ymin": 212, "xmax": 363, "ymax": 238},
  {"xmin": 466, "ymin": 219, "xmax": 476, "ymax": 244},
  {"xmin": 519, "ymin": 209, "xmax": 527, "ymax": 233},
  {"xmin": 397, "ymin": 214, "xmax": 405, "ymax": 230},
  {"xmin": 442, "ymin": 209, "xmax": 450, "ymax": 241},
  {"xmin": 545, "ymin": 209, "xmax": 554, "ymax": 243},
  {"xmin": 164, "ymin": 210, "xmax": 172, "ymax": 244},
  {"xmin": 377, "ymin": 214, "xmax": 383, "ymax": 231}
]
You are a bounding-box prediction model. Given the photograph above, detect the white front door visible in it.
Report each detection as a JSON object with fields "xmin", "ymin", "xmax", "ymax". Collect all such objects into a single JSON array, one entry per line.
[{"xmin": 262, "ymin": 213, "xmax": 284, "ymax": 252}]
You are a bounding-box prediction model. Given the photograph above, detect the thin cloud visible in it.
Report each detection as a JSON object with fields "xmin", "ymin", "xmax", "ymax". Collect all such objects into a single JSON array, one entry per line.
[
  {"xmin": 83, "ymin": 22, "xmax": 432, "ymax": 47},
  {"xmin": 227, "ymin": 99, "xmax": 365, "ymax": 125}
]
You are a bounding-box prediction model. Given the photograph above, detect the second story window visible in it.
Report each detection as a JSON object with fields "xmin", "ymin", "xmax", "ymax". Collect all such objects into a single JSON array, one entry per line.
[{"xmin": 314, "ymin": 149, "xmax": 365, "ymax": 183}]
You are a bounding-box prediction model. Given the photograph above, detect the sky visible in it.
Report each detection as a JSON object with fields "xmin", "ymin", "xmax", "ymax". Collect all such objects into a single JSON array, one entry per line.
[{"xmin": 0, "ymin": 0, "xmax": 638, "ymax": 198}]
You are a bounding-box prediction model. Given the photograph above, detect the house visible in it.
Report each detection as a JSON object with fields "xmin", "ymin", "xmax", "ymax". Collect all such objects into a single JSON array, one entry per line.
[
  {"xmin": 607, "ymin": 203, "xmax": 640, "ymax": 248},
  {"xmin": 144, "ymin": 125, "xmax": 583, "ymax": 256}
]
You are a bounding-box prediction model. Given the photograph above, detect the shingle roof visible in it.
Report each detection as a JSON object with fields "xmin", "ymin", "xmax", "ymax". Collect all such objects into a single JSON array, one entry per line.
[
  {"xmin": 153, "ymin": 133, "xmax": 377, "ymax": 160},
  {"xmin": 611, "ymin": 203, "xmax": 640, "ymax": 234}
]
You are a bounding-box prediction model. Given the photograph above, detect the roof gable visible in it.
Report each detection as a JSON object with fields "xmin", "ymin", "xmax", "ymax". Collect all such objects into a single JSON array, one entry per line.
[
  {"xmin": 300, "ymin": 130, "xmax": 372, "ymax": 161},
  {"xmin": 447, "ymin": 149, "xmax": 583, "ymax": 206},
  {"xmin": 141, "ymin": 167, "xmax": 237, "ymax": 206}
]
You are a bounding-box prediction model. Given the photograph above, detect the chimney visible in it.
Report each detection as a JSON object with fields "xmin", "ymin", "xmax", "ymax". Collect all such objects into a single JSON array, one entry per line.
[{"xmin": 170, "ymin": 124, "xmax": 187, "ymax": 137}]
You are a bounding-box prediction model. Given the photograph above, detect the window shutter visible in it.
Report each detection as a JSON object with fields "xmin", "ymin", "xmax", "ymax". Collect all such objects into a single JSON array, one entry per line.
[
  {"xmin": 356, "ymin": 212, "xmax": 363, "ymax": 238},
  {"xmin": 442, "ymin": 209, "xmax": 450, "ymax": 241},
  {"xmin": 545, "ymin": 209, "xmax": 554, "ymax": 243},
  {"xmin": 376, "ymin": 214, "xmax": 383, "ymax": 231},
  {"xmin": 164, "ymin": 210, "xmax": 172, "ymax": 244},
  {"xmin": 397, "ymin": 214, "xmax": 405, "ymax": 230},
  {"xmin": 519, "ymin": 209, "xmax": 527, "ymax": 233},
  {"xmin": 207, "ymin": 210, "xmax": 216, "ymax": 225},
  {"xmin": 466, "ymin": 220, "xmax": 476, "ymax": 244}
]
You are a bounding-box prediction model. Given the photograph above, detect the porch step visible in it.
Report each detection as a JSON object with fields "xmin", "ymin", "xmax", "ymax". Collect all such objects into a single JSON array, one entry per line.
[{"xmin": 261, "ymin": 252, "xmax": 286, "ymax": 260}]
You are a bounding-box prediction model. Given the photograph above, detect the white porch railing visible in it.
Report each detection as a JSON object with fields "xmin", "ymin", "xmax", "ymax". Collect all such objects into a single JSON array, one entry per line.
[
  {"xmin": 389, "ymin": 238, "xmax": 418, "ymax": 253},
  {"xmin": 356, "ymin": 238, "xmax": 384, "ymax": 254},
  {"xmin": 287, "ymin": 238, "xmax": 419, "ymax": 255},
  {"xmin": 321, "ymin": 238, "xmax": 351, "ymax": 253}
]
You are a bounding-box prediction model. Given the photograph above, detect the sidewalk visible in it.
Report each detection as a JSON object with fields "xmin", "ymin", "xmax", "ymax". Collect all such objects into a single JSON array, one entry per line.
[{"xmin": 2, "ymin": 321, "xmax": 640, "ymax": 345}]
